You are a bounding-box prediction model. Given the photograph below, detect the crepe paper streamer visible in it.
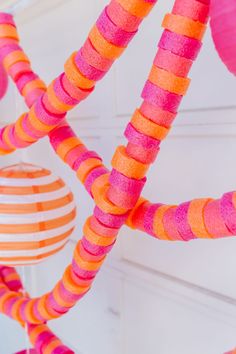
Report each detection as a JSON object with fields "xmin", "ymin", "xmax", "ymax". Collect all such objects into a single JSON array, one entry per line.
[
  {"xmin": 0, "ymin": 0, "xmax": 157, "ymax": 154},
  {"xmin": 3, "ymin": 50, "xmax": 30, "ymax": 71},
  {"xmin": 205, "ymin": 199, "xmax": 233, "ymax": 238},
  {"xmin": 0, "ymin": 266, "xmax": 23, "ymax": 291},
  {"xmin": 0, "ymin": 24, "xmax": 19, "ymax": 41},
  {"xmin": 163, "ymin": 206, "xmax": 183, "ymax": 241},
  {"xmin": 172, "ymin": 0, "xmax": 209, "ymax": 23},
  {"xmin": 0, "ymin": 13, "xmax": 16, "ymax": 26},
  {"xmin": 125, "ymin": 122, "xmax": 161, "ymax": 149},
  {"xmin": 143, "ymin": 203, "xmax": 161, "ymax": 236},
  {"xmin": 16, "ymin": 72, "xmax": 38, "ymax": 93},
  {"xmin": 159, "ymin": 30, "xmax": 202, "ymax": 60},
  {"xmin": 154, "ymin": 48, "xmax": 193, "ymax": 78},
  {"xmin": 65, "ymin": 52, "xmax": 96, "ymax": 90},
  {"xmin": 0, "ymin": 59, "xmax": 8, "ymax": 99},
  {"xmin": 126, "ymin": 193, "xmax": 236, "ymax": 241},
  {"xmin": 84, "ymin": 167, "xmax": 109, "ymax": 196},
  {"xmin": 126, "ymin": 142, "xmax": 159, "ymax": 164},
  {"xmin": 89, "ymin": 25, "xmax": 126, "ymax": 61},
  {"xmin": 175, "ymin": 202, "xmax": 197, "ymax": 241},
  {"xmin": 109, "ymin": 168, "xmax": 146, "ymax": 195},
  {"xmin": 76, "ymin": 157, "xmax": 104, "ymax": 184},
  {"xmin": 111, "ymin": 145, "xmax": 149, "ymax": 179},
  {"xmin": 28, "ymin": 323, "xmax": 75, "ymax": 354},
  {"xmin": 148, "ymin": 65, "xmax": 190, "ymax": 95},
  {"xmin": 0, "ymin": 0, "xmax": 212, "ymax": 334},
  {"xmin": 116, "ymin": 0, "xmax": 155, "ymax": 18},
  {"xmin": 96, "ymin": 7, "xmax": 137, "ymax": 47},
  {"xmin": 0, "ymin": 163, "xmax": 76, "ymax": 266},
  {"xmin": 106, "ymin": 0, "xmax": 142, "ymax": 32},
  {"xmin": 92, "ymin": 184, "xmax": 128, "ymax": 215},
  {"xmin": 210, "ymin": 0, "xmax": 236, "ymax": 75},
  {"xmin": 220, "ymin": 192, "xmax": 236, "ymax": 234},
  {"xmin": 142, "ymin": 81, "xmax": 182, "ymax": 113},
  {"xmin": 75, "ymin": 50, "xmax": 106, "ymax": 81},
  {"xmin": 107, "ymin": 183, "xmax": 143, "ymax": 209},
  {"xmin": 187, "ymin": 198, "xmax": 212, "ymax": 239},
  {"xmin": 0, "ymin": 268, "xmax": 75, "ymax": 354},
  {"xmin": 81, "ymin": 38, "xmax": 114, "ymax": 72},
  {"xmin": 131, "ymin": 109, "xmax": 170, "ymax": 140},
  {"xmin": 94, "ymin": 206, "xmax": 129, "ymax": 229},
  {"xmin": 140, "ymin": 101, "xmax": 177, "ymax": 128},
  {"xmin": 162, "ymin": 13, "xmax": 206, "ymax": 41}
]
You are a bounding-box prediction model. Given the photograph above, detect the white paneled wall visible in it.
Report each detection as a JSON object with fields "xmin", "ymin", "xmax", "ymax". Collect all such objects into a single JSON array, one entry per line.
[{"xmin": 0, "ymin": 0, "xmax": 236, "ymax": 353}]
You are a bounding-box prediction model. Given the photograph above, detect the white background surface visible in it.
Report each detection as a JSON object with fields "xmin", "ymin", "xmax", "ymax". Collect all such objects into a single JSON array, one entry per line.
[{"xmin": 0, "ymin": 0, "xmax": 236, "ymax": 353}]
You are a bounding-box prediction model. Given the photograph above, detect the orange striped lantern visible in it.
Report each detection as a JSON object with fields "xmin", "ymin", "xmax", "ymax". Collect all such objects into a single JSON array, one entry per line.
[{"xmin": 0, "ymin": 163, "xmax": 76, "ymax": 266}]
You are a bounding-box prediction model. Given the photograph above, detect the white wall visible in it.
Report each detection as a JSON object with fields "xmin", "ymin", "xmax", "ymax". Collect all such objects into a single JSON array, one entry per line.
[{"xmin": 0, "ymin": 0, "xmax": 236, "ymax": 353}]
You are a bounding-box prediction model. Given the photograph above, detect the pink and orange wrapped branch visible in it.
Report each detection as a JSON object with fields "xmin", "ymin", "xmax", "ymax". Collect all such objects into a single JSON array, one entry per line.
[{"xmin": 0, "ymin": 0, "xmax": 234, "ymax": 352}]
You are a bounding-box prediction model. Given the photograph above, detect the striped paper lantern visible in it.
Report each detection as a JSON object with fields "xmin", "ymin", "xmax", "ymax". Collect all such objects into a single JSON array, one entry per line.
[
  {"xmin": 0, "ymin": 163, "xmax": 76, "ymax": 266},
  {"xmin": 210, "ymin": 0, "xmax": 236, "ymax": 75}
]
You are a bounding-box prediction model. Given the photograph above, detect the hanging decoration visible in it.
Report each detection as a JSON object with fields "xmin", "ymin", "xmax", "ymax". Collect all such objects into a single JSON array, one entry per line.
[
  {"xmin": 0, "ymin": 163, "xmax": 76, "ymax": 266},
  {"xmin": 0, "ymin": 0, "xmax": 234, "ymax": 353}
]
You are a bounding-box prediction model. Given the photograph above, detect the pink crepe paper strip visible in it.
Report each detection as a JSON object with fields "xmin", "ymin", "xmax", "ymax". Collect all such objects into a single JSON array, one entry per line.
[
  {"xmin": 96, "ymin": 7, "xmax": 137, "ymax": 47},
  {"xmin": 142, "ymin": 81, "xmax": 182, "ymax": 113},
  {"xmin": 220, "ymin": 192, "xmax": 236, "ymax": 234},
  {"xmin": 159, "ymin": 30, "xmax": 202, "ymax": 60},
  {"xmin": 94, "ymin": 206, "xmax": 128, "ymax": 228},
  {"xmin": 75, "ymin": 49, "xmax": 106, "ymax": 81},
  {"xmin": 81, "ymin": 38, "xmax": 113, "ymax": 72},
  {"xmin": 81, "ymin": 236, "xmax": 115, "ymax": 256},
  {"xmin": 125, "ymin": 123, "xmax": 160, "ymax": 149},
  {"xmin": 106, "ymin": 0, "xmax": 142, "ymax": 32},
  {"xmin": 154, "ymin": 48, "xmax": 193, "ymax": 77},
  {"xmin": 163, "ymin": 206, "xmax": 183, "ymax": 241},
  {"xmin": 175, "ymin": 201, "xmax": 196, "ymax": 241},
  {"xmin": 84, "ymin": 166, "xmax": 109, "ymax": 195},
  {"xmin": 143, "ymin": 203, "xmax": 162, "ymax": 236},
  {"xmin": 172, "ymin": 0, "xmax": 209, "ymax": 23},
  {"xmin": 0, "ymin": 12, "xmax": 16, "ymax": 26},
  {"xmin": 203, "ymin": 200, "xmax": 232, "ymax": 238}
]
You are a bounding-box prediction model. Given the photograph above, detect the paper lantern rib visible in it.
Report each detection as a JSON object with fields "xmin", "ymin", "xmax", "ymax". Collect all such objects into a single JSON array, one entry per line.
[{"xmin": 0, "ymin": 164, "xmax": 76, "ymax": 266}]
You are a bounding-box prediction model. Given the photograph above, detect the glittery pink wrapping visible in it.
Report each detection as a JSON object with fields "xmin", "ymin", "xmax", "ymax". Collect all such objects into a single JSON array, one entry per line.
[
  {"xmin": 159, "ymin": 30, "xmax": 202, "ymax": 60},
  {"xmin": 125, "ymin": 123, "xmax": 160, "ymax": 149},
  {"xmin": 220, "ymin": 192, "xmax": 236, "ymax": 234},
  {"xmin": 96, "ymin": 7, "xmax": 137, "ymax": 47},
  {"xmin": 144, "ymin": 203, "xmax": 162, "ymax": 236},
  {"xmin": 75, "ymin": 49, "xmax": 106, "ymax": 81},
  {"xmin": 84, "ymin": 166, "xmax": 109, "ymax": 195},
  {"xmin": 142, "ymin": 80, "xmax": 182, "ymax": 113},
  {"xmin": 175, "ymin": 201, "xmax": 196, "ymax": 241}
]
